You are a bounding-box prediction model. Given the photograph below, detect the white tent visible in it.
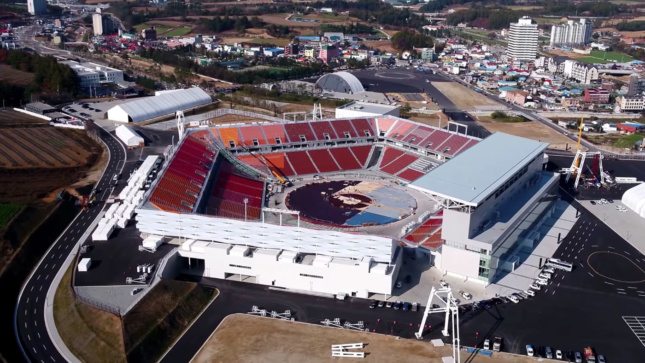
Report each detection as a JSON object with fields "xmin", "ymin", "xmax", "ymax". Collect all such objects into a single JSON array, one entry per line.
[
  {"xmin": 107, "ymin": 87, "xmax": 211, "ymax": 123},
  {"xmin": 622, "ymin": 183, "xmax": 645, "ymax": 218},
  {"xmin": 115, "ymin": 125, "xmax": 144, "ymax": 148}
]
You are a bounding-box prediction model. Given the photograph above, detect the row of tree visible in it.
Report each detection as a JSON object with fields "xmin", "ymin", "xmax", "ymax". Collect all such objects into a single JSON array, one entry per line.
[
  {"xmin": 616, "ymin": 21, "xmax": 645, "ymax": 32},
  {"xmin": 391, "ymin": 30, "xmax": 434, "ymax": 51}
]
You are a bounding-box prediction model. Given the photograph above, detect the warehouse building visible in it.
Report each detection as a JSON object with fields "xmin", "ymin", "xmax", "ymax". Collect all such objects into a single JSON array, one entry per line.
[
  {"xmin": 115, "ymin": 125, "xmax": 144, "ymax": 148},
  {"xmin": 335, "ymin": 101, "xmax": 400, "ymax": 118},
  {"xmin": 107, "ymin": 87, "xmax": 212, "ymax": 123}
]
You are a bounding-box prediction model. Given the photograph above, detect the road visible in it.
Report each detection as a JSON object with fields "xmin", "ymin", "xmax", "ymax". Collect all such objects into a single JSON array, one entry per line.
[
  {"xmin": 13, "ymin": 25, "xmax": 74, "ymax": 58},
  {"xmin": 13, "ymin": 123, "xmax": 127, "ymax": 363}
]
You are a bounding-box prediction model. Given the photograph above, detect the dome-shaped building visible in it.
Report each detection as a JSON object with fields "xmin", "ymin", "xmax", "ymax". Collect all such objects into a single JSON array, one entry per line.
[{"xmin": 315, "ymin": 71, "xmax": 365, "ymax": 94}]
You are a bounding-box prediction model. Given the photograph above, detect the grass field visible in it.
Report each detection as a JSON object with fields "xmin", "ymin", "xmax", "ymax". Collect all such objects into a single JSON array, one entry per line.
[
  {"xmin": 54, "ymin": 265, "xmax": 127, "ymax": 362},
  {"xmin": 134, "ymin": 23, "xmax": 193, "ymax": 37},
  {"xmin": 0, "ymin": 203, "xmax": 22, "ymax": 229},
  {"xmin": 193, "ymin": 314, "xmax": 554, "ymax": 363},
  {"xmin": 579, "ymin": 50, "xmax": 634, "ymax": 64}
]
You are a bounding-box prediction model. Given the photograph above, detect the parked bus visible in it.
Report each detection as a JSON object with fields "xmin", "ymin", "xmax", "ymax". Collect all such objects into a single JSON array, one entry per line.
[{"xmin": 546, "ymin": 258, "xmax": 573, "ymax": 272}]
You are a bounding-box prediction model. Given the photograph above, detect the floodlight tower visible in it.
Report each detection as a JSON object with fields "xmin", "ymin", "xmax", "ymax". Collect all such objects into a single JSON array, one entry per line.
[
  {"xmin": 415, "ymin": 286, "xmax": 461, "ymax": 363},
  {"xmin": 176, "ymin": 110, "xmax": 185, "ymax": 141}
]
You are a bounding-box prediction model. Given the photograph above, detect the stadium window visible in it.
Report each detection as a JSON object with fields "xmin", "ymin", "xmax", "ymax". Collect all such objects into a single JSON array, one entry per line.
[
  {"xmin": 300, "ymin": 273, "xmax": 323, "ymax": 279},
  {"xmin": 299, "ymin": 135, "xmax": 307, "ymax": 142}
]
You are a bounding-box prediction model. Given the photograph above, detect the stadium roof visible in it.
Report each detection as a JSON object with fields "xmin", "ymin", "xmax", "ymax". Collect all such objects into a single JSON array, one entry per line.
[
  {"xmin": 107, "ymin": 87, "xmax": 211, "ymax": 123},
  {"xmin": 135, "ymin": 208, "xmax": 394, "ymax": 262},
  {"xmin": 337, "ymin": 101, "xmax": 399, "ymax": 114},
  {"xmin": 410, "ymin": 132, "xmax": 548, "ymax": 207},
  {"xmin": 315, "ymin": 71, "xmax": 365, "ymax": 94}
]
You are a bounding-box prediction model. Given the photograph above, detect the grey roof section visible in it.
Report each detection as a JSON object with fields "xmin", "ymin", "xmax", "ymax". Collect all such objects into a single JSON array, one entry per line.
[
  {"xmin": 337, "ymin": 101, "xmax": 399, "ymax": 113},
  {"xmin": 315, "ymin": 71, "xmax": 365, "ymax": 94},
  {"xmin": 410, "ymin": 132, "xmax": 548, "ymax": 207},
  {"xmin": 112, "ymin": 87, "xmax": 211, "ymax": 122}
]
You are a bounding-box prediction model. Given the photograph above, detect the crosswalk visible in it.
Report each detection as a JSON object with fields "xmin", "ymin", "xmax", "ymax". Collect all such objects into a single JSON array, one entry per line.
[{"xmin": 622, "ymin": 316, "xmax": 645, "ymax": 348}]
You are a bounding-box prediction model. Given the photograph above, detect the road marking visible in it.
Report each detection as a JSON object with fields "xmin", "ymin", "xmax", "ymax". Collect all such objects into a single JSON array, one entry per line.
[
  {"xmin": 27, "ymin": 334, "xmax": 31, "ymax": 341},
  {"xmin": 587, "ymin": 272, "xmax": 594, "ymax": 277},
  {"xmin": 36, "ymin": 274, "xmax": 40, "ymax": 280},
  {"xmin": 43, "ymin": 263, "xmax": 48, "ymax": 270},
  {"xmin": 33, "ymin": 347, "xmax": 37, "ymax": 354},
  {"xmin": 42, "ymin": 344, "xmax": 47, "ymax": 351},
  {"xmin": 617, "ymin": 291, "xmax": 627, "ymax": 295},
  {"xmin": 30, "ymin": 286, "xmax": 34, "ymax": 292},
  {"xmin": 35, "ymin": 296, "xmax": 38, "ymax": 303},
  {"xmin": 609, "ymin": 246, "xmax": 615, "ymax": 249},
  {"xmin": 38, "ymin": 332, "xmax": 41, "ymax": 339},
  {"xmin": 604, "ymin": 281, "xmax": 614, "ymax": 285},
  {"xmin": 625, "ymin": 251, "xmax": 631, "ymax": 255},
  {"xmin": 551, "ymin": 290, "xmax": 556, "ymax": 295},
  {"xmin": 617, "ymin": 287, "xmax": 625, "ymax": 290},
  {"xmin": 628, "ymin": 286, "xmax": 637, "ymax": 289}
]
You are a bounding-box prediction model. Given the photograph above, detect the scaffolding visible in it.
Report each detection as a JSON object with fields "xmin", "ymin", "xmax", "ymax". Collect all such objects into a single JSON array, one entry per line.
[{"xmin": 416, "ymin": 286, "xmax": 461, "ymax": 363}]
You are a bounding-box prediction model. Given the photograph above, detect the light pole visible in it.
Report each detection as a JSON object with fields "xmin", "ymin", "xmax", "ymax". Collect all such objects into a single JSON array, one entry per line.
[{"xmin": 243, "ymin": 198, "xmax": 248, "ymax": 221}]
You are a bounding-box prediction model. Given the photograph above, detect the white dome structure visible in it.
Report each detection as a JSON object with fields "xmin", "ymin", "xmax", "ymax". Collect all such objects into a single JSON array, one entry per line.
[
  {"xmin": 315, "ymin": 71, "xmax": 365, "ymax": 94},
  {"xmin": 622, "ymin": 183, "xmax": 645, "ymax": 218}
]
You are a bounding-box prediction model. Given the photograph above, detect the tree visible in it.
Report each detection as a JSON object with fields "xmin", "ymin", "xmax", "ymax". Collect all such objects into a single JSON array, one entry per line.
[{"xmin": 391, "ymin": 29, "xmax": 433, "ymax": 51}]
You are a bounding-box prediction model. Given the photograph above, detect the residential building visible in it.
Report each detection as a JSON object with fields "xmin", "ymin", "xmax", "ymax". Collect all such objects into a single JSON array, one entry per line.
[
  {"xmin": 617, "ymin": 122, "xmax": 645, "ymax": 134},
  {"xmin": 92, "ymin": 8, "xmax": 115, "ymax": 36},
  {"xmin": 506, "ymin": 90, "xmax": 529, "ymax": 105},
  {"xmin": 583, "ymin": 88, "xmax": 610, "ymax": 104},
  {"xmin": 319, "ymin": 44, "xmax": 339, "ymax": 63},
  {"xmin": 616, "ymin": 95, "xmax": 645, "ymax": 112},
  {"xmin": 60, "ymin": 60, "xmax": 124, "ymax": 89},
  {"xmin": 284, "ymin": 43, "xmax": 299, "ymax": 56},
  {"xmin": 304, "ymin": 47, "xmax": 317, "ymax": 59},
  {"xmin": 141, "ymin": 27, "xmax": 157, "ymax": 40},
  {"xmin": 627, "ymin": 74, "xmax": 645, "ymax": 96},
  {"xmin": 27, "ymin": 0, "xmax": 46, "ymax": 16},
  {"xmin": 549, "ymin": 19, "xmax": 593, "ymax": 47},
  {"xmin": 506, "ymin": 17, "xmax": 539, "ymax": 61},
  {"xmin": 562, "ymin": 60, "xmax": 598, "ymax": 84}
]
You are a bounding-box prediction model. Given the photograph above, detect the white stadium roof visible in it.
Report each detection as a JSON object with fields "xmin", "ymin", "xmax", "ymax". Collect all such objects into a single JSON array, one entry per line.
[
  {"xmin": 622, "ymin": 183, "xmax": 645, "ymax": 218},
  {"xmin": 135, "ymin": 208, "xmax": 394, "ymax": 262},
  {"xmin": 107, "ymin": 87, "xmax": 211, "ymax": 123},
  {"xmin": 410, "ymin": 132, "xmax": 548, "ymax": 207},
  {"xmin": 315, "ymin": 71, "xmax": 365, "ymax": 94}
]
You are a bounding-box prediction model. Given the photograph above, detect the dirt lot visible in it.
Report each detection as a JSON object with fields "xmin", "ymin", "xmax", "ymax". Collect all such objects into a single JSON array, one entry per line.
[
  {"xmin": 364, "ymin": 40, "xmax": 396, "ymax": 53},
  {"xmin": 477, "ymin": 116, "xmax": 578, "ymax": 151},
  {"xmin": 193, "ymin": 314, "xmax": 553, "ymax": 363},
  {"xmin": 0, "ymin": 64, "xmax": 34, "ymax": 86},
  {"xmin": 431, "ymin": 82, "xmax": 501, "ymax": 111}
]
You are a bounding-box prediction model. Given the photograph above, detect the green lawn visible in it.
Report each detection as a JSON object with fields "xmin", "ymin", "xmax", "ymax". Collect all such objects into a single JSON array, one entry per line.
[
  {"xmin": 165, "ymin": 26, "xmax": 193, "ymax": 37},
  {"xmin": 133, "ymin": 23, "xmax": 192, "ymax": 37},
  {"xmin": 614, "ymin": 133, "xmax": 644, "ymax": 148},
  {"xmin": 0, "ymin": 203, "xmax": 23, "ymax": 229},
  {"xmin": 579, "ymin": 50, "xmax": 634, "ymax": 64}
]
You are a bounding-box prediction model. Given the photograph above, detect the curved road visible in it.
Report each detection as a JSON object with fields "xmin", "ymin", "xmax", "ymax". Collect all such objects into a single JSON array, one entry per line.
[{"xmin": 14, "ymin": 124, "xmax": 126, "ymax": 363}]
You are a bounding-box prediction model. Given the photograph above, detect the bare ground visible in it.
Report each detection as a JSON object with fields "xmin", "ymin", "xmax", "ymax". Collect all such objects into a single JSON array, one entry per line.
[
  {"xmin": 431, "ymin": 82, "xmax": 500, "ymax": 111},
  {"xmin": 477, "ymin": 116, "xmax": 578, "ymax": 151},
  {"xmin": 192, "ymin": 314, "xmax": 555, "ymax": 363},
  {"xmin": 0, "ymin": 64, "xmax": 34, "ymax": 86}
]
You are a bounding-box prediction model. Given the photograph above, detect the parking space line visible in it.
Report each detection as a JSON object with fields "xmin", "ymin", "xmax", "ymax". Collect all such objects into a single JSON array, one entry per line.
[{"xmin": 587, "ymin": 272, "xmax": 594, "ymax": 277}]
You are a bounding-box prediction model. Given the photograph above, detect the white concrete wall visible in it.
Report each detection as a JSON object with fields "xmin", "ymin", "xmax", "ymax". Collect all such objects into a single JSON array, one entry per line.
[
  {"xmin": 179, "ymin": 244, "xmax": 397, "ymax": 297},
  {"xmin": 440, "ymin": 244, "xmax": 484, "ymax": 283}
]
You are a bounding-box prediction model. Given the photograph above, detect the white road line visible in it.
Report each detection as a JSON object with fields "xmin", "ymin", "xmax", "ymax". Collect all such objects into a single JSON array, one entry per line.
[
  {"xmin": 587, "ymin": 272, "xmax": 594, "ymax": 277},
  {"xmin": 27, "ymin": 334, "xmax": 31, "ymax": 341},
  {"xmin": 37, "ymin": 332, "xmax": 41, "ymax": 339},
  {"xmin": 617, "ymin": 291, "xmax": 627, "ymax": 295},
  {"xmin": 617, "ymin": 288, "xmax": 625, "ymax": 290},
  {"xmin": 625, "ymin": 251, "xmax": 631, "ymax": 255},
  {"xmin": 551, "ymin": 290, "xmax": 556, "ymax": 295},
  {"xmin": 627, "ymin": 286, "xmax": 637, "ymax": 289},
  {"xmin": 604, "ymin": 281, "xmax": 614, "ymax": 285}
]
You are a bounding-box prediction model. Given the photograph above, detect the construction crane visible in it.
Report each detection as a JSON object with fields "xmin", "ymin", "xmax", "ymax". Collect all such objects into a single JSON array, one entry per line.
[{"xmin": 565, "ymin": 118, "xmax": 605, "ymax": 189}]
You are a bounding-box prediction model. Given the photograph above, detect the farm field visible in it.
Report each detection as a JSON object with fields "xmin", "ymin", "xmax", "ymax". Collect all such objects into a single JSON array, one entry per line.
[
  {"xmin": 134, "ymin": 22, "xmax": 193, "ymax": 37},
  {"xmin": 193, "ymin": 314, "xmax": 551, "ymax": 363},
  {"xmin": 0, "ymin": 109, "xmax": 47, "ymax": 127},
  {"xmin": 0, "ymin": 64, "xmax": 34, "ymax": 86}
]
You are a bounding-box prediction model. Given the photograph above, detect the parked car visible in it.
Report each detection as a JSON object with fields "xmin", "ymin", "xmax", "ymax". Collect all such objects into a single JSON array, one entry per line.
[
  {"xmin": 536, "ymin": 279, "xmax": 548, "ymax": 286},
  {"xmin": 542, "ymin": 266, "xmax": 555, "ymax": 274},
  {"xmin": 369, "ymin": 300, "xmax": 377, "ymax": 309},
  {"xmin": 597, "ymin": 354, "xmax": 606, "ymax": 363},
  {"xmin": 483, "ymin": 339, "xmax": 490, "ymax": 350},
  {"xmin": 526, "ymin": 345, "xmax": 534, "ymax": 357},
  {"xmin": 545, "ymin": 346, "xmax": 553, "ymax": 359},
  {"xmin": 556, "ymin": 349, "xmax": 563, "ymax": 359},
  {"xmin": 529, "ymin": 283, "xmax": 541, "ymax": 291},
  {"xmin": 508, "ymin": 295, "xmax": 520, "ymax": 303},
  {"xmin": 386, "ymin": 301, "xmax": 392, "ymax": 308},
  {"xmin": 574, "ymin": 351, "xmax": 582, "ymax": 363},
  {"xmin": 590, "ymin": 200, "xmax": 597, "ymax": 205},
  {"xmin": 411, "ymin": 302, "xmax": 418, "ymax": 312},
  {"xmin": 524, "ymin": 289, "xmax": 535, "ymax": 297},
  {"xmin": 460, "ymin": 291, "xmax": 472, "ymax": 300},
  {"xmin": 538, "ymin": 272, "xmax": 552, "ymax": 280},
  {"xmin": 393, "ymin": 301, "xmax": 401, "ymax": 310},
  {"xmin": 377, "ymin": 300, "xmax": 385, "ymax": 308},
  {"xmin": 440, "ymin": 280, "xmax": 449, "ymax": 288},
  {"xmin": 402, "ymin": 302, "xmax": 411, "ymax": 311}
]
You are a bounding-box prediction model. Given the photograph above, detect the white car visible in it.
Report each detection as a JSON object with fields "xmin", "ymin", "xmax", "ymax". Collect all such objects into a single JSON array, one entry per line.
[
  {"xmin": 556, "ymin": 349, "xmax": 563, "ymax": 359},
  {"xmin": 599, "ymin": 198, "xmax": 608, "ymax": 204},
  {"xmin": 483, "ymin": 339, "xmax": 490, "ymax": 350},
  {"xmin": 529, "ymin": 283, "xmax": 541, "ymax": 291},
  {"xmin": 440, "ymin": 280, "xmax": 449, "ymax": 288},
  {"xmin": 460, "ymin": 291, "xmax": 472, "ymax": 300},
  {"xmin": 524, "ymin": 289, "xmax": 535, "ymax": 297},
  {"xmin": 538, "ymin": 272, "xmax": 552, "ymax": 280},
  {"xmin": 536, "ymin": 279, "xmax": 548, "ymax": 286},
  {"xmin": 526, "ymin": 345, "xmax": 534, "ymax": 357},
  {"xmin": 508, "ymin": 295, "xmax": 520, "ymax": 303},
  {"xmin": 542, "ymin": 267, "xmax": 555, "ymax": 274}
]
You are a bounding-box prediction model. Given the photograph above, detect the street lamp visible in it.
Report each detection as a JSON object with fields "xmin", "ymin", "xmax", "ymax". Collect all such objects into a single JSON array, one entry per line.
[{"xmin": 243, "ymin": 198, "xmax": 249, "ymax": 221}]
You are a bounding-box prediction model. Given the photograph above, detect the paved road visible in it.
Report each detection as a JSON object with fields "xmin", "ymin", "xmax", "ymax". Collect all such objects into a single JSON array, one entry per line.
[{"xmin": 14, "ymin": 124, "xmax": 127, "ymax": 363}]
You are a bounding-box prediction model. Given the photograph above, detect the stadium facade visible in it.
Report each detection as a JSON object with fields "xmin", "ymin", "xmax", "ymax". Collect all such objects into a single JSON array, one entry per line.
[{"xmin": 133, "ymin": 115, "xmax": 557, "ymax": 296}]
